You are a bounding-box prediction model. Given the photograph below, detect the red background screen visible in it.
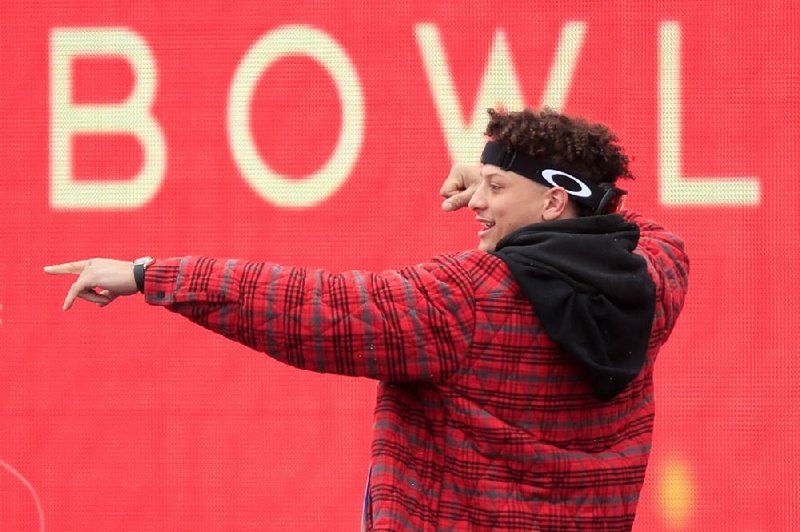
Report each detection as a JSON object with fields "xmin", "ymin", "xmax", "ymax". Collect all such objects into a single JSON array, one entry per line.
[{"xmin": 2, "ymin": 1, "xmax": 798, "ymax": 530}]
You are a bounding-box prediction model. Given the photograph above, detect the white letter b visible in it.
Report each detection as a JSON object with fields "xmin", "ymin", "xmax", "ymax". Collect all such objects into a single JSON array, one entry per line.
[{"xmin": 50, "ymin": 28, "xmax": 165, "ymax": 209}]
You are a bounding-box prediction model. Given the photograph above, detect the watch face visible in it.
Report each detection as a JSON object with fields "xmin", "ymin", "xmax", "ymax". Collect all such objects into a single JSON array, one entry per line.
[{"xmin": 134, "ymin": 256, "xmax": 154, "ymax": 266}]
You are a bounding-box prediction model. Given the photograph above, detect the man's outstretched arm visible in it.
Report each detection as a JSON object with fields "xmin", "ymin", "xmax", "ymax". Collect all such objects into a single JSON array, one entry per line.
[{"xmin": 45, "ymin": 254, "xmax": 478, "ymax": 383}]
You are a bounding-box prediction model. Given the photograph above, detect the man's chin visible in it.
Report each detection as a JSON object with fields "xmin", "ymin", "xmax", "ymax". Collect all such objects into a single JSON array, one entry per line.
[{"xmin": 477, "ymin": 240, "xmax": 496, "ymax": 252}]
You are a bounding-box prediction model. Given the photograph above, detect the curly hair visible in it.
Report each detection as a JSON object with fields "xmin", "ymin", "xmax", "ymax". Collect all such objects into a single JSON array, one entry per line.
[{"xmin": 483, "ymin": 108, "xmax": 634, "ymax": 186}]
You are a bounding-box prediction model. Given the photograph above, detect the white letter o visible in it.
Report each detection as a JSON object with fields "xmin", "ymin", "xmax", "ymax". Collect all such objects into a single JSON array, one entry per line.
[{"xmin": 228, "ymin": 25, "xmax": 364, "ymax": 207}]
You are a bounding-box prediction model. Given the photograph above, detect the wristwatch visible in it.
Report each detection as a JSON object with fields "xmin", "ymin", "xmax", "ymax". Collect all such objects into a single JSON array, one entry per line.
[{"xmin": 132, "ymin": 256, "xmax": 155, "ymax": 293}]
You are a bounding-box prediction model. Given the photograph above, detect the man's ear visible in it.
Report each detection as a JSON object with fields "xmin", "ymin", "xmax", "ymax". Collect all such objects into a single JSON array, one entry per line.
[{"xmin": 541, "ymin": 187, "xmax": 572, "ymax": 221}]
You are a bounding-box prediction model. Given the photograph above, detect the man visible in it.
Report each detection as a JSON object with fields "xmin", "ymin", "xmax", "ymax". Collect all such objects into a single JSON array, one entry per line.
[{"xmin": 46, "ymin": 108, "xmax": 689, "ymax": 530}]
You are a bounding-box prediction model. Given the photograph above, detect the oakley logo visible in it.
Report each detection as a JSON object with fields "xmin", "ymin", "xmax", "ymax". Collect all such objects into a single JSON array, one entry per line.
[{"xmin": 541, "ymin": 169, "xmax": 592, "ymax": 197}]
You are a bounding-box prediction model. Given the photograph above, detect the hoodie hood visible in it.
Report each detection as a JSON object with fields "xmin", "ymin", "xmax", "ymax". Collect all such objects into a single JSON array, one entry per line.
[{"xmin": 490, "ymin": 214, "xmax": 656, "ymax": 400}]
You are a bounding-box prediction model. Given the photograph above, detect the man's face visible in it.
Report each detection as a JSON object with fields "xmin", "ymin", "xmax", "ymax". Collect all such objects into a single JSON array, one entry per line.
[{"xmin": 468, "ymin": 164, "xmax": 553, "ymax": 251}]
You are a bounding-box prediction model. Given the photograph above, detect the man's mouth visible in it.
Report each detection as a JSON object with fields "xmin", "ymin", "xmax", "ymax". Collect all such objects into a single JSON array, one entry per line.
[{"xmin": 477, "ymin": 219, "xmax": 495, "ymax": 236}]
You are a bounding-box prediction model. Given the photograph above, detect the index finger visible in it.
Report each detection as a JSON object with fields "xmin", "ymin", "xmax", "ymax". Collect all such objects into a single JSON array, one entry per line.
[{"xmin": 44, "ymin": 260, "xmax": 89, "ymax": 275}]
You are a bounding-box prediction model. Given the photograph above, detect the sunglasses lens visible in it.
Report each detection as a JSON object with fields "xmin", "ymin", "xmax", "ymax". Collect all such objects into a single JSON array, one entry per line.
[{"xmin": 608, "ymin": 194, "xmax": 625, "ymax": 213}]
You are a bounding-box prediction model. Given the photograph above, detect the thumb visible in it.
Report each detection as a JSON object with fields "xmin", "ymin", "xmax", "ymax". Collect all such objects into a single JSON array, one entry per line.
[{"xmin": 441, "ymin": 184, "xmax": 477, "ymax": 211}]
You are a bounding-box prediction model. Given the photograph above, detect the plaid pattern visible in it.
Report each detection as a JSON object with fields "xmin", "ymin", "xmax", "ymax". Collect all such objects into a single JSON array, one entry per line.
[{"xmin": 144, "ymin": 211, "xmax": 688, "ymax": 531}]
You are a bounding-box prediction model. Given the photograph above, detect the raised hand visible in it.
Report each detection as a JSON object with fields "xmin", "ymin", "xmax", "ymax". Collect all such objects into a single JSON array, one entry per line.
[{"xmin": 440, "ymin": 164, "xmax": 481, "ymax": 211}]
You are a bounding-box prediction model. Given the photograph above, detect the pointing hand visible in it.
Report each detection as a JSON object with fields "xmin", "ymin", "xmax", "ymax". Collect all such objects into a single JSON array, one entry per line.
[{"xmin": 44, "ymin": 258, "xmax": 139, "ymax": 310}]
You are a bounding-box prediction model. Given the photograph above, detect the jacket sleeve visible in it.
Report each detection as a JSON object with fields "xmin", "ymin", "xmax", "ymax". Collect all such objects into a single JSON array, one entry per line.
[
  {"xmin": 142, "ymin": 253, "xmax": 477, "ymax": 383},
  {"xmin": 623, "ymin": 210, "xmax": 690, "ymax": 344}
]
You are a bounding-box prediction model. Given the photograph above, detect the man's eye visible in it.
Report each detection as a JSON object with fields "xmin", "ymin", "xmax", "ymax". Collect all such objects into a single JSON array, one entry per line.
[{"xmin": 489, "ymin": 184, "xmax": 501, "ymax": 191}]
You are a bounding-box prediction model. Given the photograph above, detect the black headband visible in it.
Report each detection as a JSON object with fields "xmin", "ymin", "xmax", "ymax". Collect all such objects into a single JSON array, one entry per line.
[{"xmin": 479, "ymin": 140, "xmax": 626, "ymax": 215}]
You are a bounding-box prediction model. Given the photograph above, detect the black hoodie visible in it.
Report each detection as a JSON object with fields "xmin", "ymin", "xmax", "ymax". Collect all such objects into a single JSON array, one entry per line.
[{"xmin": 491, "ymin": 214, "xmax": 656, "ymax": 400}]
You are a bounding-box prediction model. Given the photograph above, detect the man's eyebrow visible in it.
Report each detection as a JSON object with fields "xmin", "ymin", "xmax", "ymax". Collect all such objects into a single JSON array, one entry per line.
[{"xmin": 481, "ymin": 170, "xmax": 506, "ymax": 179}]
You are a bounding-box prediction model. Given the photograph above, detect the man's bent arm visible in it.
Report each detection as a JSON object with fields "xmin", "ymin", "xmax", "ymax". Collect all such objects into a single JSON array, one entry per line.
[{"xmin": 143, "ymin": 255, "xmax": 477, "ymax": 383}]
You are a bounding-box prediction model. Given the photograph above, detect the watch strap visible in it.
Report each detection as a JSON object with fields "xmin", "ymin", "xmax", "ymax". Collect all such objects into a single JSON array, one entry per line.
[
  {"xmin": 132, "ymin": 257, "xmax": 154, "ymax": 293},
  {"xmin": 133, "ymin": 263, "xmax": 146, "ymax": 293}
]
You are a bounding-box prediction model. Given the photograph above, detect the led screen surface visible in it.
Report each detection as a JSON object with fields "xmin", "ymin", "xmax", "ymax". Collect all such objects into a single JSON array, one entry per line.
[{"xmin": 1, "ymin": 1, "xmax": 798, "ymax": 530}]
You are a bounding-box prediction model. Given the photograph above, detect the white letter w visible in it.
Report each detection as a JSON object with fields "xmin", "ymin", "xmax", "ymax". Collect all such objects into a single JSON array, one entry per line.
[{"xmin": 415, "ymin": 22, "xmax": 586, "ymax": 164}]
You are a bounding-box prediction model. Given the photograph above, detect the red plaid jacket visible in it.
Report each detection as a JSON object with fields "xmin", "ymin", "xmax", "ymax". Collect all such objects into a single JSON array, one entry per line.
[{"xmin": 144, "ymin": 211, "xmax": 688, "ymax": 531}]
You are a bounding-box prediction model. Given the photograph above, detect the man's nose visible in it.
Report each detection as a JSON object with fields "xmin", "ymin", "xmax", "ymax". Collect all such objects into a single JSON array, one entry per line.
[{"xmin": 468, "ymin": 183, "xmax": 486, "ymax": 210}]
